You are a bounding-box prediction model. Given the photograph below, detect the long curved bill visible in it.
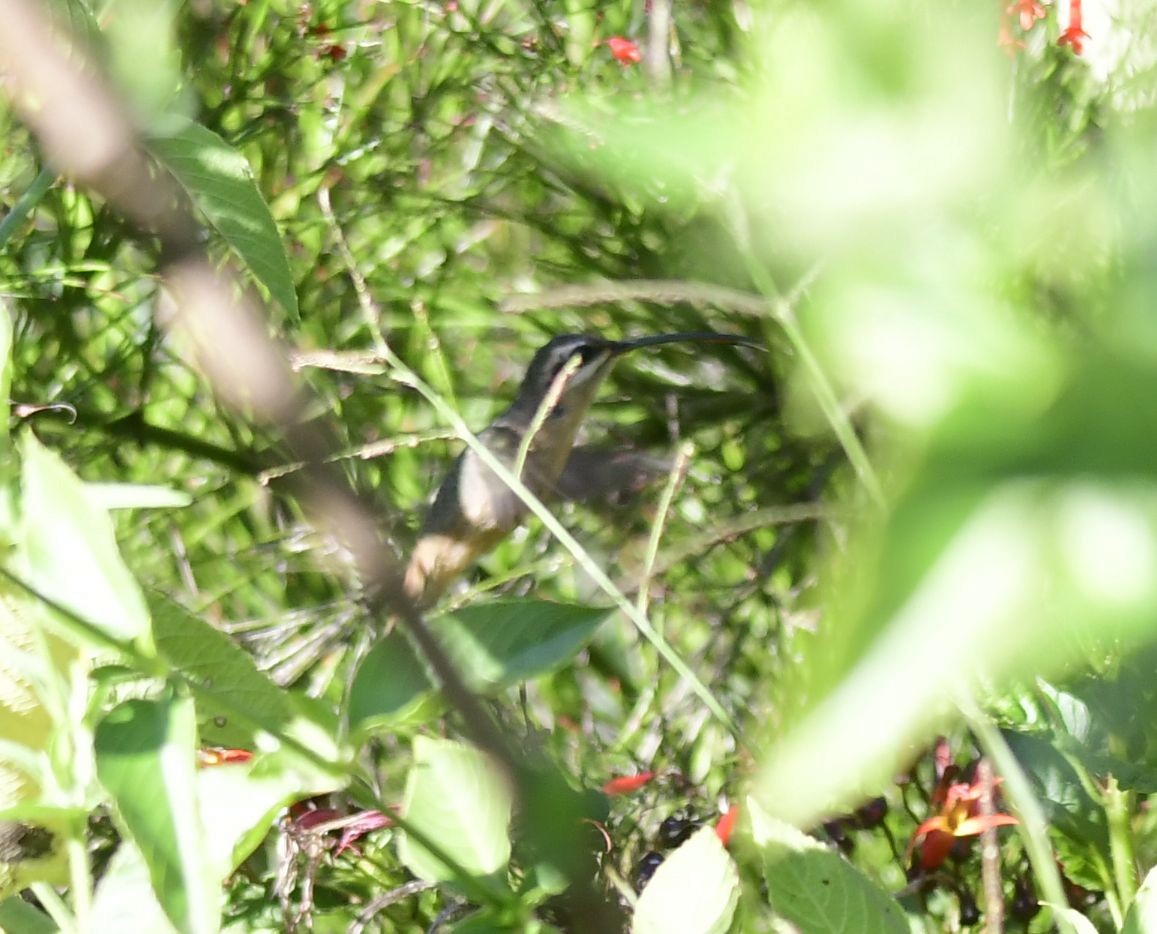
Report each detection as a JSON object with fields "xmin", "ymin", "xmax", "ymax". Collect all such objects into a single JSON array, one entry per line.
[{"xmin": 611, "ymin": 331, "xmax": 763, "ymax": 355}]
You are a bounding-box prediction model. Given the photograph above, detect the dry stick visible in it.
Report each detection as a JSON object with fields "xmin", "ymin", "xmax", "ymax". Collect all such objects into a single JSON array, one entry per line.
[
  {"xmin": 976, "ymin": 757, "xmax": 1005, "ymax": 933},
  {"xmin": 348, "ymin": 880, "xmax": 436, "ymax": 934},
  {"xmin": 646, "ymin": 0, "xmax": 673, "ymax": 86}
]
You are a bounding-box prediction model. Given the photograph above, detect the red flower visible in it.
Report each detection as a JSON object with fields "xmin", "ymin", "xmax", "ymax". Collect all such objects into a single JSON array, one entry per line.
[
  {"xmin": 715, "ymin": 805, "xmax": 740, "ymax": 848},
  {"xmin": 1058, "ymin": 0, "xmax": 1089, "ymax": 53},
  {"xmin": 607, "ymin": 36, "xmax": 642, "ymax": 66},
  {"xmin": 197, "ymin": 746, "xmax": 254, "ymax": 766},
  {"xmin": 602, "ymin": 771, "xmax": 655, "ymax": 795},
  {"xmin": 287, "ymin": 805, "xmax": 393, "ymax": 855},
  {"xmin": 908, "ymin": 775, "xmax": 1018, "ymax": 871},
  {"xmin": 1006, "ymin": 0, "xmax": 1045, "ymax": 31}
]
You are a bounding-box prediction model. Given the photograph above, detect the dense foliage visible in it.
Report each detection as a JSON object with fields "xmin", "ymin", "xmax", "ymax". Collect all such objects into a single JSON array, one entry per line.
[{"xmin": 3, "ymin": 0, "xmax": 1157, "ymax": 931}]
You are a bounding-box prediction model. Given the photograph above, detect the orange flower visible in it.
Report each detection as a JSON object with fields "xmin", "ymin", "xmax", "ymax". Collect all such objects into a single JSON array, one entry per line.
[
  {"xmin": 607, "ymin": 36, "xmax": 642, "ymax": 65},
  {"xmin": 908, "ymin": 776, "xmax": 1018, "ymax": 871}
]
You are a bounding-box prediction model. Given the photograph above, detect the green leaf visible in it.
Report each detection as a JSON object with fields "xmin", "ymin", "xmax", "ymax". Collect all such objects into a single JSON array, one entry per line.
[
  {"xmin": 197, "ymin": 755, "xmax": 341, "ymax": 879},
  {"xmin": 20, "ymin": 434, "xmax": 152, "ymax": 651},
  {"xmin": 150, "ymin": 593, "xmax": 340, "ymax": 768},
  {"xmin": 347, "ymin": 629, "xmax": 442, "ymax": 731},
  {"xmin": 748, "ymin": 799, "xmax": 908, "ymax": 934},
  {"xmin": 349, "ymin": 600, "xmax": 612, "ymax": 732},
  {"xmin": 149, "ymin": 123, "xmax": 298, "ymax": 320},
  {"xmin": 397, "ymin": 737, "xmax": 513, "ymax": 883},
  {"xmin": 1122, "ymin": 864, "xmax": 1157, "ymax": 934},
  {"xmin": 0, "ymin": 896, "xmax": 59, "ymax": 933},
  {"xmin": 91, "ymin": 838, "xmax": 178, "ymax": 934},
  {"xmin": 85, "ymin": 483, "xmax": 193, "ymax": 510},
  {"xmin": 94, "ymin": 696, "xmax": 217, "ymax": 934},
  {"xmin": 1050, "ymin": 907, "xmax": 1101, "ymax": 934},
  {"xmin": 632, "ymin": 826, "xmax": 739, "ymax": 934}
]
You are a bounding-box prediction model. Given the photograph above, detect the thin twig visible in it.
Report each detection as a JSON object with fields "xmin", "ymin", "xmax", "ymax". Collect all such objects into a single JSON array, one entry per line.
[
  {"xmin": 976, "ymin": 757, "xmax": 1005, "ymax": 933},
  {"xmin": 500, "ymin": 279, "xmax": 771, "ymax": 317},
  {"xmin": 348, "ymin": 880, "xmax": 435, "ymax": 934},
  {"xmin": 636, "ymin": 441, "xmax": 693, "ymax": 620},
  {"xmin": 513, "ymin": 353, "xmax": 580, "ymax": 480}
]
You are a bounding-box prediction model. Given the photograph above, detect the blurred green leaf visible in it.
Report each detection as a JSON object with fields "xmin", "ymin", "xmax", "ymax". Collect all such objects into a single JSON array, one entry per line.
[
  {"xmin": 150, "ymin": 594, "xmax": 342, "ymax": 767},
  {"xmin": 44, "ymin": 0, "xmax": 103, "ymax": 52},
  {"xmin": 91, "ymin": 838, "xmax": 178, "ymax": 934},
  {"xmin": 197, "ymin": 758, "xmax": 339, "ymax": 880},
  {"xmin": 632, "ymin": 825, "xmax": 738, "ymax": 934},
  {"xmin": 748, "ymin": 799, "xmax": 907, "ymax": 934},
  {"xmin": 99, "ymin": 0, "xmax": 187, "ymax": 125},
  {"xmin": 349, "ymin": 600, "xmax": 612, "ymax": 731},
  {"xmin": 94, "ymin": 695, "xmax": 217, "ymax": 934},
  {"xmin": 149, "ymin": 123, "xmax": 298, "ymax": 321},
  {"xmin": 347, "ymin": 628, "xmax": 441, "ymax": 731},
  {"xmin": 398, "ymin": 736, "xmax": 512, "ymax": 883},
  {"xmin": 20, "ymin": 433, "xmax": 152, "ymax": 651},
  {"xmin": 0, "ymin": 896, "xmax": 59, "ymax": 933},
  {"xmin": 1121, "ymin": 864, "xmax": 1157, "ymax": 934},
  {"xmin": 758, "ymin": 340, "xmax": 1157, "ymax": 824}
]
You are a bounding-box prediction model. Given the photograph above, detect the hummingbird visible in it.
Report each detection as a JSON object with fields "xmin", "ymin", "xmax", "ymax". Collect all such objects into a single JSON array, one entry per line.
[{"xmin": 402, "ymin": 331, "xmax": 758, "ymax": 607}]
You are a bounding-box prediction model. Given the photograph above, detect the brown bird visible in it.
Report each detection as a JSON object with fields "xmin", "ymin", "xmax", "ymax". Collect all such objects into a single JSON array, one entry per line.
[{"xmin": 403, "ymin": 331, "xmax": 757, "ymax": 607}]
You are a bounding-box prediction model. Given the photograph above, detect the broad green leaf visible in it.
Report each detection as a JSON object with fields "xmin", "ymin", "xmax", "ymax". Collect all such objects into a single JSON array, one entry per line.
[
  {"xmin": 150, "ymin": 593, "xmax": 341, "ymax": 768},
  {"xmin": 748, "ymin": 799, "xmax": 908, "ymax": 934},
  {"xmin": 0, "ymin": 896, "xmax": 58, "ymax": 933},
  {"xmin": 91, "ymin": 838, "xmax": 177, "ymax": 934},
  {"xmin": 347, "ymin": 629, "xmax": 441, "ymax": 731},
  {"xmin": 20, "ymin": 433, "xmax": 152, "ymax": 651},
  {"xmin": 1121, "ymin": 864, "xmax": 1157, "ymax": 934},
  {"xmin": 85, "ymin": 483, "xmax": 193, "ymax": 510},
  {"xmin": 1000, "ymin": 731, "xmax": 1108, "ymax": 888},
  {"xmin": 197, "ymin": 755, "xmax": 342, "ymax": 879},
  {"xmin": 149, "ymin": 123, "xmax": 298, "ymax": 320},
  {"xmin": 349, "ymin": 600, "xmax": 612, "ymax": 732},
  {"xmin": 95, "ymin": 696, "xmax": 217, "ymax": 934},
  {"xmin": 632, "ymin": 826, "xmax": 739, "ymax": 934},
  {"xmin": 397, "ymin": 737, "xmax": 512, "ymax": 883}
]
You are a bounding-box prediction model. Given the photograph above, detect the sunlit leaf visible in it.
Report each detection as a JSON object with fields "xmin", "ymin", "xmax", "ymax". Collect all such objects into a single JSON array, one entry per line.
[
  {"xmin": 150, "ymin": 122, "xmax": 298, "ymax": 320},
  {"xmin": 94, "ymin": 695, "xmax": 217, "ymax": 934},
  {"xmin": 633, "ymin": 825, "xmax": 739, "ymax": 934},
  {"xmin": 397, "ymin": 737, "xmax": 512, "ymax": 883},
  {"xmin": 20, "ymin": 434, "xmax": 152, "ymax": 651},
  {"xmin": 748, "ymin": 799, "xmax": 907, "ymax": 934},
  {"xmin": 1121, "ymin": 863, "xmax": 1157, "ymax": 934}
]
